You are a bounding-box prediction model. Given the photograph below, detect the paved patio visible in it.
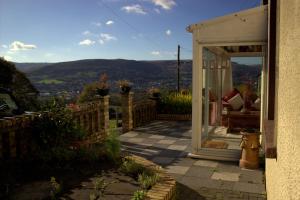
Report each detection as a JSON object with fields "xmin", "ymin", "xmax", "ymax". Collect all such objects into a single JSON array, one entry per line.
[{"xmin": 120, "ymin": 121, "xmax": 266, "ymax": 200}]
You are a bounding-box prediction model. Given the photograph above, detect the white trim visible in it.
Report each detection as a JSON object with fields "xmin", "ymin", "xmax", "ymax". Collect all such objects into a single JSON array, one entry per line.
[
  {"xmin": 192, "ymin": 30, "xmax": 202, "ymax": 153},
  {"xmin": 187, "ymin": 5, "xmax": 268, "ymax": 32}
]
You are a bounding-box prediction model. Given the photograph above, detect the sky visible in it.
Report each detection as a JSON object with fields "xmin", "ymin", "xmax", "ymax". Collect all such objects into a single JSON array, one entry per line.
[{"xmin": 0, "ymin": 0, "xmax": 262, "ymax": 64}]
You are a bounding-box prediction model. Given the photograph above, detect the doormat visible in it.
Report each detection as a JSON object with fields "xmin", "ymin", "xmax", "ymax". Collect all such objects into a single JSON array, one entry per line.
[{"xmin": 202, "ymin": 140, "xmax": 229, "ymax": 149}]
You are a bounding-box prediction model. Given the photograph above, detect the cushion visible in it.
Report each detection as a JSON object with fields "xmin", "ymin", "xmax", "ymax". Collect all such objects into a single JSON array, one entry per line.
[
  {"xmin": 223, "ymin": 88, "xmax": 240, "ymax": 102},
  {"xmin": 227, "ymin": 93, "xmax": 244, "ymax": 110},
  {"xmin": 252, "ymin": 98, "xmax": 261, "ymax": 110}
]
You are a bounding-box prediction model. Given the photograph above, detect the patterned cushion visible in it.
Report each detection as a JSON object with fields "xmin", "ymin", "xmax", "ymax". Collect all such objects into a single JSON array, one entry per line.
[{"xmin": 227, "ymin": 93, "xmax": 244, "ymax": 110}]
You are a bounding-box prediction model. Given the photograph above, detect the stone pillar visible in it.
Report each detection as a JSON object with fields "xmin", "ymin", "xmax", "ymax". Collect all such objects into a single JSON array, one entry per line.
[
  {"xmin": 98, "ymin": 96, "xmax": 109, "ymax": 139},
  {"xmin": 122, "ymin": 92, "xmax": 133, "ymax": 133}
]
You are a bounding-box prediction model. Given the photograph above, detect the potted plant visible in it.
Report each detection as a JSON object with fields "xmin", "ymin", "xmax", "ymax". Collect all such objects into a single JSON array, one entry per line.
[
  {"xmin": 148, "ymin": 87, "xmax": 161, "ymax": 98},
  {"xmin": 117, "ymin": 79, "xmax": 132, "ymax": 94},
  {"xmin": 96, "ymin": 73, "xmax": 109, "ymax": 96}
]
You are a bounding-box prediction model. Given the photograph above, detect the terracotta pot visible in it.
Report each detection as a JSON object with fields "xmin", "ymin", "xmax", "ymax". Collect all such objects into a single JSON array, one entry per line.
[
  {"xmin": 239, "ymin": 131, "xmax": 261, "ymax": 169},
  {"xmin": 97, "ymin": 88, "xmax": 109, "ymax": 96},
  {"xmin": 120, "ymin": 86, "xmax": 131, "ymax": 94}
]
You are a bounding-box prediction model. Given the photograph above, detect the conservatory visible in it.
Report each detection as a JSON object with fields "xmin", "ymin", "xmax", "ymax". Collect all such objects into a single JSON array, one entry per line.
[{"xmin": 187, "ymin": 5, "xmax": 268, "ymax": 161}]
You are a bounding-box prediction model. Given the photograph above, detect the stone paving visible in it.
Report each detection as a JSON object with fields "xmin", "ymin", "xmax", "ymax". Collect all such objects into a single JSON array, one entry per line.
[{"xmin": 120, "ymin": 121, "xmax": 267, "ymax": 200}]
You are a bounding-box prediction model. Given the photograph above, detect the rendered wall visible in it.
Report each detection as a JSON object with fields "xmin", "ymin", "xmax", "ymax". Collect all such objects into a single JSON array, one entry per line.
[{"xmin": 265, "ymin": 0, "xmax": 300, "ymax": 199}]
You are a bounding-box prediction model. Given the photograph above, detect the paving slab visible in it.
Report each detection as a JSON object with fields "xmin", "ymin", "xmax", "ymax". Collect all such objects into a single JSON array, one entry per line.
[
  {"xmin": 120, "ymin": 121, "xmax": 266, "ymax": 199},
  {"xmin": 149, "ymin": 135, "xmax": 166, "ymax": 139},
  {"xmin": 152, "ymin": 156, "xmax": 174, "ymax": 166},
  {"xmin": 185, "ymin": 166, "xmax": 214, "ymax": 179},
  {"xmin": 127, "ymin": 138, "xmax": 144, "ymax": 143},
  {"xmin": 166, "ymin": 165, "xmax": 190, "ymax": 175},
  {"xmin": 211, "ymin": 172, "xmax": 240, "ymax": 182},
  {"xmin": 233, "ymin": 182, "xmax": 266, "ymax": 194},
  {"xmin": 157, "ymin": 139, "xmax": 176, "ymax": 145},
  {"xmin": 194, "ymin": 160, "xmax": 219, "ymax": 168},
  {"xmin": 121, "ymin": 132, "xmax": 139, "ymax": 138},
  {"xmin": 167, "ymin": 144, "xmax": 188, "ymax": 151}
]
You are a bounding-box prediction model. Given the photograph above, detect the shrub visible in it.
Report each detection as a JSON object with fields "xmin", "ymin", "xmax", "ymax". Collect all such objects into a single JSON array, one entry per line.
[
  {"xmin": 159, "ymin": 92, "xmax": 192, "ymax": 114},
  {"xmin": 49, "ymin": 177, "xmax": 62, "ymax": 199},
  {"xmin": 77, "ymin": 82, "xmax": 98, "ymax": 103},
  {"xmin": 120, "ymin": 158, "xmax": 146, "ymax": 178},
  {"xmin": 105, "ymin": 130, "xmax": 121, "ymax": 163},
  {"xmin": 32, "ymin": 97, "xmax": 84, "ymax": 160},
  {"xmin": 132, "ymin": 190, "xmax": 146, "ymax": 200},
  {"xmin": 138, "ymin": 171, "xmax": 160, "ymax": 190}
]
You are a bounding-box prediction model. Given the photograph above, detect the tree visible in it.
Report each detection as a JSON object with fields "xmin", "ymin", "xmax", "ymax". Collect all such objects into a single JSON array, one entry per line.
[{"xmin": 0, "ymin": 58, "xmax": 39, "ymax": 111}]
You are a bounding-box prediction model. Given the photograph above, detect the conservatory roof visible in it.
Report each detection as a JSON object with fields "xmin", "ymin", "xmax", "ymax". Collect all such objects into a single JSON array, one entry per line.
[{"xmin": 187, "ymin": 5, "xmax": 268, "ymax": 45}]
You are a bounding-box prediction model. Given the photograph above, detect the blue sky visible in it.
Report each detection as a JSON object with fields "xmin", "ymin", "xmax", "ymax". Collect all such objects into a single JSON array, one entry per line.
[{"xmin": 0, "ymin": 0, "xmax": 261, "ymax": 63}]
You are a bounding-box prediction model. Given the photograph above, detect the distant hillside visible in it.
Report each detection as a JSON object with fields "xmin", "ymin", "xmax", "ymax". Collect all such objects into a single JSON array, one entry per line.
[
  {"xmin": 231, "ymin": 62, "xmax": 261, "ymax": 86},
  {"xmin": 26, "ymin": 59, "xmax": 192, "ymax": 94},
  {"xmin": 14, "ymin": 62, "xmax": 51, "ymax": 72},
  {"xmin": 21, "ymin": 59, "xmax": 260, "ymax": 96}
]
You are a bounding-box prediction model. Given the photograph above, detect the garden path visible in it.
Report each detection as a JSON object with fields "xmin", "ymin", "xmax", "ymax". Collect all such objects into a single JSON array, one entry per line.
[{"xmin": 120, "ymin": 121, "xmax": 266, "ymax": 200}]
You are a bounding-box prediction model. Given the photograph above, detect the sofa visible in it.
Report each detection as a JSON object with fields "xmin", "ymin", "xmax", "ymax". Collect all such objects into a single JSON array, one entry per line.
[{"xmin": 221, "ymin": 87, "xmax": 261, "ymax": 132}]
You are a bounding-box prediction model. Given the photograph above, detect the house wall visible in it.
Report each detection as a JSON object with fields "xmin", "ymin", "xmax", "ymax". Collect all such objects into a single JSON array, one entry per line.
[{"xmin": 265, "ymin": 0, "xmax": 300, "ymax": 199}]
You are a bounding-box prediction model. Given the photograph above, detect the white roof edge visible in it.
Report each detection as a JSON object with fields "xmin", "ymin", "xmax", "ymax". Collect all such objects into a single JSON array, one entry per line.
[{"xmin": 186, "ymin": 5, "xmax": 268, "ymax": 33}]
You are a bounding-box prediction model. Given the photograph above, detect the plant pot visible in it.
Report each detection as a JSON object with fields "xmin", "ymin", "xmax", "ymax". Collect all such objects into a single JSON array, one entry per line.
[
  {"xmin": 239, "ymin": 131, "xmax": 261, "ymax": 169},
  {"xmin": 152, "ymin": 92, "xmax": 161, "ymax": 98},
  {"xmin": 120, "ymin": 86, "xmax": 131, "ymax": 94},
  {"xmin": 97, "ymin": 88, "xmax": 109, "ymax": 96}
]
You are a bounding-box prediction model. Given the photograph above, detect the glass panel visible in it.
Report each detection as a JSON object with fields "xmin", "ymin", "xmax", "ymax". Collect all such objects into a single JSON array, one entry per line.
[{"xmin": 201, "ymin": 48, "xmax": 216, "ymax": 146}]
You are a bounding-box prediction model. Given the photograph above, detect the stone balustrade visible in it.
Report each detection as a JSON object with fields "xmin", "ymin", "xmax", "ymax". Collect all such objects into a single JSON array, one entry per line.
[
  {"xmin": 132, "ymin": 100, "xmax": 157, "ymax": 128},
  {"xmin": 0, "ymin": 96, "xmax": 109, "ymax": 159}
]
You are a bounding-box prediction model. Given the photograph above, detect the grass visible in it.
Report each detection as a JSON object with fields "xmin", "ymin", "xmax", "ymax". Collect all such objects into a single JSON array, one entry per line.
[
  {"xmin": 38, "ymin": 79, "xmax": 64, "ymax": 84},
  {"xmin": 109, "ymin": 120, "xmax": 117, "ymax": 129},
  {"xmin": 104, "ymin": 130, "xmax": 121, "ymax": 163}
]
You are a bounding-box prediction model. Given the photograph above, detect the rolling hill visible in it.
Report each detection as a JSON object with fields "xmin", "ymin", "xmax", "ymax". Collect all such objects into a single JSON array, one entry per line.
[{"xmin": 15, "ymin": 59, "xmax": 260, "ymax": 96}]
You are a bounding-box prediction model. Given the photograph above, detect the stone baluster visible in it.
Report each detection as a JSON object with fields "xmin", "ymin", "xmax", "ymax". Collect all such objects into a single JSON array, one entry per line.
[
  {"xmin": 121, "ymin": 92, "xmax": 134, "ymax": 133},
  {"xmin": 98, "ymin": 96, "xmax": 109, "ymax": 139}
]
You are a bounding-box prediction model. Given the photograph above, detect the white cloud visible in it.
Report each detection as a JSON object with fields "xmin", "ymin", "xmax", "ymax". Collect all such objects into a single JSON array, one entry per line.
[
  {"xmin": 166, "ymin": 29, "xmax": 171, "ymax": 36},
  {"xmin": 100, "ymin": 33, "xmax": 117, "ymax": 41},
  {"xmin": 106, "ymin": 20, "xmax": 114, "ymax": 25},
  {"xmin": 154, "ymin": 8, "xmax": 160, "ymax": 14},
  {"xmin": 99, "ymin": 39, "xmax": 105, "ymax": 44},
  {"xmin": 121, "ymin": 4, "xmax": 147, "ymax": 15},
  {"xmin": 82, "ymin": 30, "xmax": 91, "ymax": 35},
  {"xmin": 3, "ymin": 55, "xmax": 12, "ymax": 61},
  {"xmin": 92, "ymin": 22, "xmax": 102, "ymax": 27},
  {"xmin": 78, "ymin": 39, "xmax": 95, "ymax": 46},
  {"xmin": 98, "ymin": 33, "xmax": 117, "ymax": 44},
  {"xmin": 1, "ymin": 44, "xmax": 8, "ymax": 48},
  {"xmin": 152, "ymin": 0, "xmax": 176, "ymax": 10},
  {"xmin": 9, "ymin": 41, "xmax": 37, "ymax": 51},
  {"xmin": 151, "ymin": 51, "xmax": 160, "ymax": 56}
]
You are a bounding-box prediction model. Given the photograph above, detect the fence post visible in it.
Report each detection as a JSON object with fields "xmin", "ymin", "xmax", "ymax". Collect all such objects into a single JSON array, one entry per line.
[
  {"xmin": 121, "ymin": 92, "xmax": 133, "ymax": 133},
  {"xmin": 98, "ymin": 95, "xmax": 110, "ymax": 140}
]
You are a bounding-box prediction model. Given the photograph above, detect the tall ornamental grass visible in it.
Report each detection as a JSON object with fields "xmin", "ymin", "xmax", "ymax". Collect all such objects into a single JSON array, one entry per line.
[{"xmin": 159, "ymin": 92, "xmax": 192, "ymax": 114}]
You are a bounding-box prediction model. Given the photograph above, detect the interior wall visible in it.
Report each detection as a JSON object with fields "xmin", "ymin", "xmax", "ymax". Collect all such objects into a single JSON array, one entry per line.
[{"xmin": 265, "ymin": 0, "xmax": 300, "ymax": 199}]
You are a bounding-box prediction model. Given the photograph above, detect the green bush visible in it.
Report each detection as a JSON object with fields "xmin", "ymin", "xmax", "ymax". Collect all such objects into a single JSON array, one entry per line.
[
  {"xmin": 120, "ymin": 158, "xmax": 146, "ymax": 178},
  {"xmin": 49, "ymin": 177, "xmax": 62, "ymax": 200},
  {"xmin": 138, "ymin": 171, "xmax": 160, "ymax": 190},
  {"xmin": 131, "ymin": 190, "xmax": 146, "ymax": 200},
  {"xmin": 77, "ymin": 82, "xmax": 98, "ymax": 103},
  {"xmin": 32, "ymin": 97, "xmax": 84, "ymax": 160},
  {"xmin": 105, "ymin": 130, "xmax": 121, "ymax": 163},
  {"xmin": 159, "ymin": 92, "xmax": 192, "ymax": 114}
]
